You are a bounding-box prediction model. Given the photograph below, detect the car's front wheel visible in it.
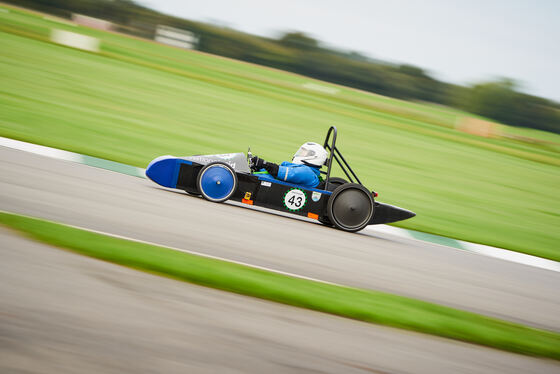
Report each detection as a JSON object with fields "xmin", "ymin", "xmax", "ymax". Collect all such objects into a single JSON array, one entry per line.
[{"xmin": 197, "ymin": 162, "xmax": 238, "ymax": 203}]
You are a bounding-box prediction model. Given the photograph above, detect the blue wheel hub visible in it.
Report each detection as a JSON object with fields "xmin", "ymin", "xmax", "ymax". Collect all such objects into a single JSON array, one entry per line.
[{"xmin": 199, "ymin": 165, "xmax": 235, "ymax": 201}]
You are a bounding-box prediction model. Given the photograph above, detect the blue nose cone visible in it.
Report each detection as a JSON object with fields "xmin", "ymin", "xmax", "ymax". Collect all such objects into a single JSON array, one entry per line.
[{"xmin": 145, "ymin": 156, "xmax": 179, "ymax": 188}]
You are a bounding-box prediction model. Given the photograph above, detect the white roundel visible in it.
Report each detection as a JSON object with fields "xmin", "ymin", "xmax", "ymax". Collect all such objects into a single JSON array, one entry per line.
[{"xmin": 284, "ymin": 189, "xmax": 306, "ymax": 211}]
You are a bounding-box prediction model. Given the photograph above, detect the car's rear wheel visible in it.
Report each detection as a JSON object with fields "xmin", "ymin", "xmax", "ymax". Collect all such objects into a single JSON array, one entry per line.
[
  {"xmin": 197, "ymin": 162, "xmax": 238, "ymax": 203},
  {"xmin": 327, "ymin": 183, "xmax": 374, "ymax": 232}
]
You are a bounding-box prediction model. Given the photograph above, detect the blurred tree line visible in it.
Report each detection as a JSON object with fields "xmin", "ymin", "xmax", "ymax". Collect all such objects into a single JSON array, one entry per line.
[{"xmin": 9, "ymin": 0, "xmax": 560, "ymax": 133}]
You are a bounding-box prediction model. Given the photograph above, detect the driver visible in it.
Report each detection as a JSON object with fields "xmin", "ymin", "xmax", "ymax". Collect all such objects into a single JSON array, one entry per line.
[{"xmin": 250, "ymin": 142, "xmax": 327, "ymax": 188}]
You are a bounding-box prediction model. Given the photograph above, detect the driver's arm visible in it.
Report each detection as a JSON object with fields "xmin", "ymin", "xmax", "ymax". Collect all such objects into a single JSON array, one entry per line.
[
  {"xmin": 278, "ymin": 164, "xmax": 319, "ymax": 186},
  {"xmin": 251, "ymin": 157, "xmax": 319, "ymax": 187},
  {"xmin": 251, "ymin": 156, "xmax": 279, "ymax": 176}
]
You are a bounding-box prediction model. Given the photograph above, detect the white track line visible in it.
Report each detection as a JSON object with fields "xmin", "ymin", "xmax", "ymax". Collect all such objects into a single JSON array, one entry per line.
[
  {"xmin": 460, "ymin": 241, "xmax": 560, "ymax": 272},
  {"xmin": 365, "ymin": 226, "xmax": 560, "ymax": 273},
  {"xmin": 0, "ymin": 137, "xmax": 82, "ymax": 162},
  {"xmin": 2, "ymin": 210, "xmax": 341, "ymax": 286}
]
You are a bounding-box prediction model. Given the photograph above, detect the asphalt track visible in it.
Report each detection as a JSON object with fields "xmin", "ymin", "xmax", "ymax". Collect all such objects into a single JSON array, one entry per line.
[{"xmin": 2, "ymin": 229, "xmax": 559, "ymax": 374}]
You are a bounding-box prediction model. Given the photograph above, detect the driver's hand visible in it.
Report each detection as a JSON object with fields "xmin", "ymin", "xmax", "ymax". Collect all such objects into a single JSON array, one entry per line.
[{"xmin": 250, "ymin": 156, "xmax": 265, "ymax": 171}]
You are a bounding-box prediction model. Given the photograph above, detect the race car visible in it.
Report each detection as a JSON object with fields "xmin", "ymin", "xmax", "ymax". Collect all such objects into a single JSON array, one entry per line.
[{"xmin": 146, "ymin": 126, "xmax": 415, "ymax": 232}]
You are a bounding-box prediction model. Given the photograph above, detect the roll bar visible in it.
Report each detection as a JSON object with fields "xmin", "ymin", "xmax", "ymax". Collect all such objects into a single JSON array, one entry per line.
[{"xmin": 322, "ymin": 126, "xmax": 363, "ymax": 190}]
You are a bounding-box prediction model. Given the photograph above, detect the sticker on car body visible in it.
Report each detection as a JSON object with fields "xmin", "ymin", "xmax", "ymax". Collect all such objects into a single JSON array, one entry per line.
[
  {"xmin": 311, "ymin": 191, "xmax": 321, "ymax": 202},
  {"xmin": 283, "ymin": 188, "xmax": 306, "ymax": 211}
]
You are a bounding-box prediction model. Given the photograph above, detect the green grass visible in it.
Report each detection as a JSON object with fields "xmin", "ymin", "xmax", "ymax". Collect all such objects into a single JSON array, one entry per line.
[
  {"xmin": 1, "ymin": 211, "xmax": 559, "ymax": 360},
  {"xmin": 0, "ymin": 5, "xmax": 559, "ymax": 260}
]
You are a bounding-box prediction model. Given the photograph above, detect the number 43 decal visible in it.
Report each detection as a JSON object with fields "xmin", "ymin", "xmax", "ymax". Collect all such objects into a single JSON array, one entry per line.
[{"xmin": 283, "ymin": 189, "xmax": 307, "ymax": 211}]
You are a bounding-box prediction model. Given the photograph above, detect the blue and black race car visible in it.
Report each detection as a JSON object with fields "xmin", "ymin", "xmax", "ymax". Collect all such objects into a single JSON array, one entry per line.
[{"xmin": 146, "ymin": 126, "xmax": 415, "ymax": 232}]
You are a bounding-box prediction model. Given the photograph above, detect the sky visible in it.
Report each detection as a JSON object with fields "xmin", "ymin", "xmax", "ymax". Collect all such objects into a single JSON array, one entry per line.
[{"xmin": 140, "ymin": 0, "xmax": 560, "ymax": 102}]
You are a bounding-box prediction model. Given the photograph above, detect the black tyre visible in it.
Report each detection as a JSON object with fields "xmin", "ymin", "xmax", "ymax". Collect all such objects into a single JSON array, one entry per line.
[
  {"xmin": 327, "ymin": 183, "xmax": 374, "ymax": 232},
  {"xmin": 197, "ymin": 162, "xmax": 238, "ymax": 203}
]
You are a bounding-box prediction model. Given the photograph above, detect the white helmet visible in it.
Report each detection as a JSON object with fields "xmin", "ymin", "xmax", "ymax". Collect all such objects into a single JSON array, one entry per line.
[{"xmin": 292, "ymin": 142, "xmax": 328, "ymax": 167}]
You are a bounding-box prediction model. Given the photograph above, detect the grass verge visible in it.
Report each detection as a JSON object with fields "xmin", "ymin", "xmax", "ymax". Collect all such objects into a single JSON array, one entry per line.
[{"xmin": 1, "ymin": 211, "xmax": 559, "ymax": 360}]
